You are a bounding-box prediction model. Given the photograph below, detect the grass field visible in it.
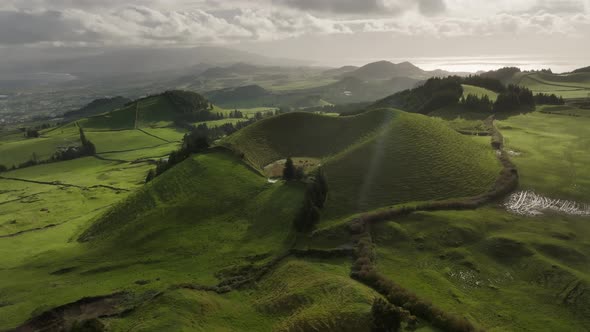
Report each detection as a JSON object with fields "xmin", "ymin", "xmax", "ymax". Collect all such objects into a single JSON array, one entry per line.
[
  {"xmin": 0, "ymin": 156, "xmax": 151, "ymax": 237},
  {"xmin": 104, "ymin": 257, "xmax": 382, "ymax": 331},
  {"xmin": 515, "ymin": 72, "xmax": 590, "ymax": 99},
  {"xmin": 0, "ymin": 131, "xmax": 80, "ymax": 167},
  {"xmin": 498, "ymin": 109, "xmax": 590, "ymax": 201},
  {"xmin": 0, "ymin": 151, "xmax": 306, "ymax": 330},
  {"xmin": 2, "ymin": 91, "xmax": 590, "ymax": 331},
  {"xmin": 462, "ymin": 84, "xmax": 498, "ymax": 101},
  {"xmin": 373, "ymin": 207, "xmax": 590, "ymax": 331}
]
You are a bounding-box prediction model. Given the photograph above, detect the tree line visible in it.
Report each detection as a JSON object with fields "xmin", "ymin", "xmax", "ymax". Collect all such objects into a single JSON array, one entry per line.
[{"xmin": 534, "ymin": 93, "xmax": 565, "ymax": 105}]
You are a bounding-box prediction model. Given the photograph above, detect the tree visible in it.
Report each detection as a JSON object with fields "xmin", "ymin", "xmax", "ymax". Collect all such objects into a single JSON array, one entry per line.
[
  {"xmin": 25, "ymin": 128, "xmax": 40, "ymax": 138},
  {"xmin": 145, "ymin": 169, "xmax": 156, "ymax": 183},
  {"xmin": 0, "ymin": 164, "xmax": 7, "ymax": 173},
  {"xmin": 283, "ymin": 157, "xmax": 296, "ymax": 180},
  {"xmin": 293, "ymin": 195, "xmax": 320, "ymax": 232},
  {"xmin": 313, "ymin": 167, "xmax": 328, "ymax": 208},
  {"xmin": 371, "ymin": 298, "xmax": 402, "ymax": 332},
  {"xmin": 79, "ymin": 127, "xmax": 96, "ymax": 155}
]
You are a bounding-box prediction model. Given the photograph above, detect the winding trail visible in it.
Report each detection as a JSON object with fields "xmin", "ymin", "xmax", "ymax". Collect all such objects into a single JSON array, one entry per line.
[{"xmin": 345, "ymin": 117, "xmax": 518, "ymax": 331}]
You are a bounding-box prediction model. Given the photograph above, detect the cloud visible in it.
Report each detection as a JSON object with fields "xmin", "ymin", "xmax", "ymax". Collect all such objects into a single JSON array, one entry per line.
[
  {"xmin": 527, "ymin": 0, "xmax": 586, "ymax": 13},
  {"xmin": 276, "ymin": 0, "xmax": 391, "ymax": 15},
  {"xmin": 418, "ymin": 0, "xmax": 447, "ymax": 16},
  {"xmin": 0, "ymin": 10, "xmax": 99, "ymax": 44},
  {"xmin": 0, "ymin": 0, "xmax": 587, "ymax": 47}
]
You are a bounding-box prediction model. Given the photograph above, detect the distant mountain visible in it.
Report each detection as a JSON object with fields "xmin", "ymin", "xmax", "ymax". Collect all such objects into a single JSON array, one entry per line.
[
  {"xmin": 63, "ymin": 96, "xmax": 131, "ymax": 119},
  {"xmin": 0, "ymin": 47, "xmax": 305, "ymax": 80},
  {"xmin": 322, "ymin": 66, "xmax": 359, "ymax": 78},
  {"xmin": 572, "ymin": 66, "xmax": 590, "ymax": 73},
  {"xmin": 341, "ymin": 61, "xmax": 456, "ymax": 81}
]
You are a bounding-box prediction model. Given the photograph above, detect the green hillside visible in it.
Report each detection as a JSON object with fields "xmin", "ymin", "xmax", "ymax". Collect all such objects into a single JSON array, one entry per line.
[
  {"xmin": 224, "ymin": 109, "xmax": 500, "ymax": 219},
  {"xmin": 461, "ymin": 84, "xmax": 498, "ymax": 101},
  {"xmin": 223, "ymin": 110, "xmax": 393, "ymax": 168},
  {"xmin": 79, "ymin": 90, "xmax": 210, "ymax": 130},
  {"xmin": 63, "ymin": 96, "xmax": 131, "ymax": 120},
  {"xmin": 322, "ymin": 111, "xmax": 499, "ymax": 218},
  {"xmin": 0, "ymin": 151, "xmax": 300, "ymax": 328},
  {"xmin": 515, "ymin": 72, "xmax": 590, "ymax": 99}
]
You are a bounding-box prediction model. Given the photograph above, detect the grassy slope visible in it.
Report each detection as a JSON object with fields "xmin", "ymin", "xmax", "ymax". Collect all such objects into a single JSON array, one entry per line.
[
  {"xmin": 373, "ymin": 208, "xmax": 590, "ymax": 331},
  {"xmin": 369, "ymin": 109, "xmax": 590, "ymax": 331},
  {"xmin": 105, "ymin": 258, "xmax": 381, "ymax": 332},
  {"xmin": 516, "ymin": 72, "xmax": 590, "ymax": 99},
  {"xmin": 322, "ymin": 111, "xmax": 500, "ymax": 219},
  {"xmin": 0, "ymin": 156, "xmax": 151, "ymax": 235},
  {"xmin": 224, "ymin": 109, "xmax": 500, "ymax": 220},
  {"xmin": 0, "ymin": 151, "xmax": 387, "ymax": 331},
  {"xmin": 0, "ymin": 124, "xmax": 80, "ymax": 166},
  {"xmin": 498, "ymin": 109, "xmax": 590, "ymax": 201},
  {"xmin": 0, "ymin": 151, "xmax": 303, "ymax": 329},
  {"xmin": 462, "ymin": 84, "xmax": 498, "ymax": 101},
  {"xmin": 222, "ymin": 109, "xmax": 396, "ymax": 169}
]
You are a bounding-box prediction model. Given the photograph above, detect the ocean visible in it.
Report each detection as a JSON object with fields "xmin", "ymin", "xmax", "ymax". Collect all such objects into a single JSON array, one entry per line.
[{"xmin": 337, "ymin": 55, "xmax": 588, "ymax": 74}]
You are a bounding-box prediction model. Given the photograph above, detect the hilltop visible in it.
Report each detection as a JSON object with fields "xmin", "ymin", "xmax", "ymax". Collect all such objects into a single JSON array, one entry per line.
[
  {"xmin": 63, "ymin": 96, "xmax": 131, "ymax": 120},
  {"xmin": 224, "ymin": 109, "xmax": 500, "ymax": 218},
  {"xmin": 341, "ymin": 61, "xmax": 452, "ymax": 81}
]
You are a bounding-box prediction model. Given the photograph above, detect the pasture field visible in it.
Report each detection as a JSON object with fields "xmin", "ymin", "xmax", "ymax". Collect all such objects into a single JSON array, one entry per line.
[
  {"xmin": 85, "ymin": 130, "xmax": 168, "ymax": 153},
  {"xmin": 373, "ymin": 207, "xmax": 590, "ymax": 332},
  {"xmin": 515, "ymin": 72, "xmax": 590, "ymax": 99},
  {"xmin": 0, "ymin": 156, "xmax": 151, "ymax": 237},
  {"xmin": 498, "ymin": 109, "xmax": 590, "ymax": 201},
  {"xmin": 462, "ymin": 84, "xmax": 498, "ymax": 101},
  {"xmin": 0, "ymin": 132, "xmax": 80, "ymax": 167},
  {"xmin": 0, "ymin": 151, "xmax": 308, "ymax": 330}
]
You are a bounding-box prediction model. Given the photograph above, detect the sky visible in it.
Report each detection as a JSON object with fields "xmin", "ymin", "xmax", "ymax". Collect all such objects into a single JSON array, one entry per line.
[{"xmin": 0, "ymin": 0, "xmax": 589, "ymax": 71}]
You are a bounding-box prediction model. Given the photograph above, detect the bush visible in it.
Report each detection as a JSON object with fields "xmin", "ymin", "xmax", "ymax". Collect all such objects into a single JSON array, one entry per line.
[
  {"xmin": 371, "ymin": 297, "xmax": 402, "ymax": 332},
  {"xmin": 25, "ymin": 129, "xmax": 40, "ymax": 138}
]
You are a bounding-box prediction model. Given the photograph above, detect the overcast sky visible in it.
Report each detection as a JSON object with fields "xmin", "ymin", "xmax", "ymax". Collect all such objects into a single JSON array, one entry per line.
[{"xmin": 0, "ymin": 0, "xmax": 589, "ymax": 69}]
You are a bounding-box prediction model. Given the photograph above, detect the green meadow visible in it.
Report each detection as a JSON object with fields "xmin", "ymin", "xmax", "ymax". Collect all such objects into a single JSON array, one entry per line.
[
  {"xmin": 515, "ymin": 72, "xmax": 590, "ymax": 99},
  {"xmin": 1, "ymin": 76, "xmax": 590, "ymax": 332}
]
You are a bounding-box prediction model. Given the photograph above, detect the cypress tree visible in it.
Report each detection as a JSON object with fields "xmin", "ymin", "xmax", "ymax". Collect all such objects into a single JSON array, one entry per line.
[{"xmin": 283, "ymin": 157, "xmax": 296, "ymax": 180}]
